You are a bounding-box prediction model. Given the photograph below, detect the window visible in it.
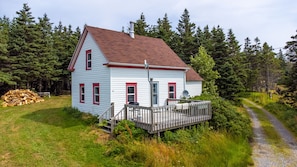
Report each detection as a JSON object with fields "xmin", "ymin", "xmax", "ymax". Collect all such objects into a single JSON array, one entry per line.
[
  {"xmin": 93, "ymin": 83, "xmax": 100, "ymax": 105},
  {"xmin": 86, "ymin": 50, "xmax": 92, "ymax": 70},
  {"xmin": 168, "ymin": 83, "xmax": 176, "ymax": 99},
  {"xmin": 80, "ymin": 83, "xmax": 85, "ymax": 103},
  {"xmin": 126, "ymin": 83, "xmax": 137, "ymax": 103}
]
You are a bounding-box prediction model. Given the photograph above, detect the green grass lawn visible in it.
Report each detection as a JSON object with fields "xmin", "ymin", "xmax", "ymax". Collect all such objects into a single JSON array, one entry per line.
[{"xmin": 0, "ymin": 96, "xmax": 119, "ymax": 167}]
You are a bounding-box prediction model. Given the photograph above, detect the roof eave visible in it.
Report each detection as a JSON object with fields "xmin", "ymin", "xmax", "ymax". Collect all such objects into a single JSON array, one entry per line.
[{"xmin": 104, "ymin": 62, "xmax": 189, "ymax": 70}]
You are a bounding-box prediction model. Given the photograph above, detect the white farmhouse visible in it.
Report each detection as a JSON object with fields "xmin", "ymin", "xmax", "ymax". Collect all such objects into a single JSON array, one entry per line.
[{"xmin": 68, "ymin": 23, "xmax": 203, "ymax": 115}]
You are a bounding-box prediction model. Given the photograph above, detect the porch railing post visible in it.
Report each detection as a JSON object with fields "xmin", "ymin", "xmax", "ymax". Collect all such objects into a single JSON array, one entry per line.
[
  {"xmin": 111, "ymin": 102, "xmax": 114, "ymax": 117},
  {"xmin": 124, "ymin": 104, "xmax": 128, "ymax": 120},
  {"xmin": 150, "ymin": 107, "xmax": 154, "ymax": 132}
]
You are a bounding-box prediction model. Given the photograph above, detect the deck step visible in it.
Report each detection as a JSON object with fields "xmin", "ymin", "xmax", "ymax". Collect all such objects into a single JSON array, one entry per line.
[{"xmin": 100, "ymin": 120, "xmax": 112, "ymax": 134}]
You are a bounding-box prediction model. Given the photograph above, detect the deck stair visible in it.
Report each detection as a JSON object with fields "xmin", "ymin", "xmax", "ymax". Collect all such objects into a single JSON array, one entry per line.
[{"xmin": 100, "ymin": 119, "xmax": 112, "ymax": 133}]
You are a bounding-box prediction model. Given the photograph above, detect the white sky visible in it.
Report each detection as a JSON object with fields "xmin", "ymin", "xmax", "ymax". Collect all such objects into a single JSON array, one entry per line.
[{"xmin": 1, "ymin": 0, "xmax": 296, "ymax": 50}]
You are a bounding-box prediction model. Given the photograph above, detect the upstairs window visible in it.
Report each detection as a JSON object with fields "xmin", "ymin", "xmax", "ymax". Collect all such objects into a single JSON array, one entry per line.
[
  {"xmin": 80, "ymin": 83, "xmax": 85, "ymax": 103},
  {"xmin": 93, "ymin": 83, "xmax": 100, "ymax": 105},
  {"xmin": 86, "ymin": 50, "xmax": 92, "ymax": 70},
  {"xmin": 126, "ymin": 83, "xmax": 137, "ymax": 103},
  {"xmin": 168, "ymin": 83, "xmax": 176, "ymax": 99}
]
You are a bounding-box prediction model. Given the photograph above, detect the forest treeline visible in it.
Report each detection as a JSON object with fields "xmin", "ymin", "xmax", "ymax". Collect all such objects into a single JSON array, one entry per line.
[
  {"xmin": 1, "ymin": 4, "xmax": 297, "ymax": 105},
  {"xmin": 0, "ymin": 4, "xmax": 80, "ymax": 95}
]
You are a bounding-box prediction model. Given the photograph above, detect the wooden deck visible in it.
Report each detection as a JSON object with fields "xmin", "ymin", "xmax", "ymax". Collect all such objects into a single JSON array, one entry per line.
[{"xmin": 100, "ymin": 99, "xmax": 212, "ymax": 134}]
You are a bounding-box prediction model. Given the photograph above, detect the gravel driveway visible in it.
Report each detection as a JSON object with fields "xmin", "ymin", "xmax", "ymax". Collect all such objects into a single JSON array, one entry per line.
[{"xmin": 244, "ymin": 99, "xmax": 297, "ymax": 167}]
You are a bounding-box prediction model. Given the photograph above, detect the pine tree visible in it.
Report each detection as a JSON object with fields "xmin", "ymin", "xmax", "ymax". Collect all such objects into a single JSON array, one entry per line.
[
  {"xmin": 226, "ymin": 29, "xmax": 247, "ymax": 91},
  {"xmin": 134, "ymin": 13, "xmax": 149, "ymax": 36},
  {"xmin": 176, "ymin": 9, "xmax": 197, "ymax": 64},
  {"xmin": 284, "ymin": 30, "xmax": 297, "ymax": 91},
  {"xmin": 8, "ymin": 3, "xmax": 39, "ymax": 88},
  {"xmin": 0, "ymin": 16, "xmax": 15, "ymax": 86},
  {"xmin": 217, "ymin": 62, "xmax": 244, "ymax": 100},
  {"xmin": 156, "ymin": 13, "xmax": 174, "ymax": 45},
  {"xmin": 35, "ymin": 14, "xmax": 60, "ymax": 91}
]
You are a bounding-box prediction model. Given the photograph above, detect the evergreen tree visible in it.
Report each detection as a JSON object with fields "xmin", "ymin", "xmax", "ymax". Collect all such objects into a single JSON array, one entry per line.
[
  {"xmin": 134, "ymin": 13, "xmax": 148, "ymax": 36},
  {"xmin": 52, "ymin": 22, "xmax": 80, "ymax": 94},
  {"xmin": 210, "ymin": 26, "xmax": 227, "ymax": 64},
  {"xmin": 35, "ymin": 14, "xmax": 60, "ymax": 91},
  {"xmin": 0, "ymin": 16, "xmax": 15, "ymax": 86},
  {"xmin": 217, "ymin": 62, "xmax": 244, "ymax": 100},
  {"xmin": 8, "ymin": 3, "xmax": 39, "ymax": 88},
  {"xmin": 226, "ymin": 29, "xmax": 247, "ymax": 91},
  {"xmin": 156, "ymin": 13, "xmax": 174, "ymax": 45},
  {"xmin": 190, "ymin": 46, "xmax": 220, "ymax": 95},
  {"xmin": 199, "ymin": 25, "xmax": 213, "ymax": 55},
  {"xmin": 176, "ymin": 9, "xmax": 197, "ymax": 64},
  {"xmin": 284, "ymin": 30, "xmax": 297, "ymax": 91}
]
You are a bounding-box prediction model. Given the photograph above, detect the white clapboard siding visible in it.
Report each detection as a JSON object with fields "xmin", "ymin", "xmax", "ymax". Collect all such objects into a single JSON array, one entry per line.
[
  {"xmin": 71, "ymin": 33, "xmax": 110, "ymax": 115},
  {"xmin": 186, "ymin": 81, "xmax": 202, "ymax": 97},
  {"xmin": 110, "ymin": 68, "xmax": 185, "ymax": 113}
]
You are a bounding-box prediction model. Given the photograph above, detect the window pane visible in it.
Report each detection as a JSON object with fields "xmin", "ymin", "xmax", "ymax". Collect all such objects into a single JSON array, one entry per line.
[
  {"xmin": 88, "ymin": 54, "xmax": 91, "ymax": 60},
  {"xmin": 128, "ymin": 87, "xmax": 134, "ymax": 93},
  {"xmin": 169, "ymin": 86, "xmax": 174, "ymax": 92},
  {"xmin": 169, "ymin": 93, "xmax": 174, "ymax": 98},
  {"xmin": 95, "ymin": 95, "xmax": 99, "ymax": 102},
  {"xmin": 94, "ymin": 87, "xmax": 99, "ymax": 94},
  {"xmin": 153, "ymin": 83, "xmax": 158, "ymax": 93},
  {"xmin": 128, "ymin": 95, "xmax": 134, "ymax": 102},
  {"xmin": 153, "ymin": 94, "xmax": 158, "ymax": 104},
  {"xmin": 81, "ymin": 87, "xmax": 84, "ymax": 93},
  {"xmin": 88, "ymin": 61, "xmax": 91, "ymax": 68},
  {"xmin": 82, "ymin": 95, "xmax": 85, "ymax": 101}
]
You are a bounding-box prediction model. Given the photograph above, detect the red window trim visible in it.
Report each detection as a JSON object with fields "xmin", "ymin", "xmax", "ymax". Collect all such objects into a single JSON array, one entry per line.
[
  {"xmin": 126, "ymin": 83, "xmax": 137, "ymax": 104},
  {"xmin": 80, "ymin": 83, "xmax": 85, "ymax": 103},
  {"xmin": 168, "ymin": 82, "xmax": 176, "ymax": 99},
  {"xmin": 93, "ymin": 83, "xmax": 100, "ymax": 105},
  {"xmin": 86, "ymin": 49, "xmax": 92, "ymax": 70}
]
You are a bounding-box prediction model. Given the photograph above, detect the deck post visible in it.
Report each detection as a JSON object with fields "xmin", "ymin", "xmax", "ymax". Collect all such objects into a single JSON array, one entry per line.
[
  {"xmin": 111, "ymin": 102, "xmax": 114, "ymax": 117},
  {"xmin": 150, "ymin": 107, "xmax": 154, "ymax": 132},
  {"xmin": 124, "ymin": 104, "xmax": 127, "ymax": 120},
  {"xmin": 110, "ymin": 117, "xmax": 115, "ymax": 136}
]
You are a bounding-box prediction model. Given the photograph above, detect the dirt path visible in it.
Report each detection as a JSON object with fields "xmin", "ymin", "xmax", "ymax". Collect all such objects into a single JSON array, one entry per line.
[{"xmin": 244, "ymin": 99, "xmax": 297, "ymax": 167}]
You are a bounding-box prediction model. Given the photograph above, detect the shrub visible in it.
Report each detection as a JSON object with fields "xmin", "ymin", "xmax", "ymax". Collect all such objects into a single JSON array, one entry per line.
[
  {"xmin": 113, "ymin": 120, "xmax": 146, "ymax": 141},
  {"xmin": 193, "ymin": 94, "xmax": 252, "ymax": 140}
]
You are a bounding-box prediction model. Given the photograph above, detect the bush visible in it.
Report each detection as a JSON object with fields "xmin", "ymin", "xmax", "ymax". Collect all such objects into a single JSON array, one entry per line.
[
  {"xmin": 113, "ymin": 120, "xmax": 146, "ymax": 141},
  {"xmin": 193, "ymin": 94, "xmax": 252, "ymax": 140}
]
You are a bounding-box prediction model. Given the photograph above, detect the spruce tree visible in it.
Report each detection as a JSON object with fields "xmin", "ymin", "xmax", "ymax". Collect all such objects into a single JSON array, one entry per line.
[
  {"xmin": 134, "ymin": 13, "xmax": 148, "ymax": 36},
  {"xmin": 0, "ymin": 16, "xmax": 15, "ymax": 86},
  {"xmin": 284, "ymin": 30, "xmax": 297, "ymax": 91},
  {"xmin": 8, "ymin": 3, "xmax": 39, "ymax": 88},
  {"xmin": 156, "ymin": 13, "xmax": 174, "ymax": 45},
  {"xmin": 176, "ymin": 9, "xmax": 197, "ymax": 64}
]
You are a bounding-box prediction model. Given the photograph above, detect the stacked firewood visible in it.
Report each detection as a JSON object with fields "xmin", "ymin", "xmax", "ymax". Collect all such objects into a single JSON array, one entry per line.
[{"xmin": 1, "ymin": 89, "xmax": 44, "ymax": 107}]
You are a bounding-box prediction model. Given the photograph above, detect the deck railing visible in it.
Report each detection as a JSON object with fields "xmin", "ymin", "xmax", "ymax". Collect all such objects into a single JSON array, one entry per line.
[
  {"xmin": 98, "ymin": 102, "xmax": 114, "ymax": 124},
  {"xmin": 99, "ymin": 99, "xmax": 212, "ymax": 134},
  {"xmin": 116, "ymin": 100, "xmax": 212, "ymax": 134}
]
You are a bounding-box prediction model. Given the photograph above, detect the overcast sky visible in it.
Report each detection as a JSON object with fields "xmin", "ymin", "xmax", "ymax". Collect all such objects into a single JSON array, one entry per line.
[{"xmin": 1, "ymin": 0, "xmax": 296, "ymax": 50}]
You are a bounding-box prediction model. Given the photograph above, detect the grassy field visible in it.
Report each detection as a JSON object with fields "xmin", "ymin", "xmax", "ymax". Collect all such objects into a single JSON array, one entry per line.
[
  {"xmin": 0, "ymin": 96, "xmax": 119, "ymax": 167},
  {"xmin": 1, "ymin": 95, "xmax": 253, "ymax": 167}
]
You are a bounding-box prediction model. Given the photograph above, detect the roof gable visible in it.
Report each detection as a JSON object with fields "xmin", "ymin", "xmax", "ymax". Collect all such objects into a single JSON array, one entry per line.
[{"xmin": 68, "ymin": 25, "xmax": 188, "ymax": 71}]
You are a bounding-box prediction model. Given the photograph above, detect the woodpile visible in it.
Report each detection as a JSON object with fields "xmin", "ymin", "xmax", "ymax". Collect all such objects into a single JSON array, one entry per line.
[{"xmin": 1, "ymin": 89, "xmax": 44, "ymax": 107}]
